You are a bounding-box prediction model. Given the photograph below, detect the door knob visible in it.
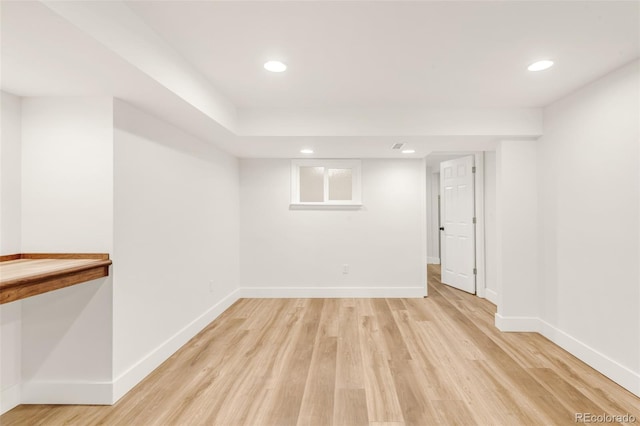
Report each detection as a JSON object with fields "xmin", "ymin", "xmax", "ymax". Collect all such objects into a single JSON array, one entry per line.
[{"xmin": 440, "ymin": 227, "xmax": 445, "ymax": 231}]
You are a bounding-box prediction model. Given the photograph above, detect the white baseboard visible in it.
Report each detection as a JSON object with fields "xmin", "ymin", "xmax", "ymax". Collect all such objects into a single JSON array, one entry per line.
[
  {"xmin": 0, "ymin": 384, "xmax": 21, "ymax": 415},
  {"xmin": 241, "ymin": 286, "xmax": 427, "ymax": 298},
  {"xmin": 494, "ymin": 313, "xmax": 540, "ymax": 332},
  {"xmin": 21, "ymin": 381, "xmax": 112, "ymax": 405},
  {"xmin": 484, "ymin": 288, "xmax": 498, "ymax": 305},
  {"xmin": 112, "ymin": 287, "xmax": 241, "ymax": 403},
  {"xmin": 427, "ymin": 257, "xmax": 440, "ymax": 264},
  {"xmin": 538, "ymin": 319, "xmax": 640, "ymax": 397},
  {"xmin": 494, "ymin": 314, "xmax": 640, "ymax": 397}
]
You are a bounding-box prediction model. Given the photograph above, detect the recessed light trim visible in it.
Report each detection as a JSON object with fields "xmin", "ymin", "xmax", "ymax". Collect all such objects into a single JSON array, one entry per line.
[
  {"xmin": 402, "ymin": 149, "xmax": 416, "ymax": 154},
  {"xmin": 300, "ymin": 149, "xmax": 314, "ymax": 154},
  {"xmin": 264, "ymin": 60, "xmax": 287, "ymax": 72},
  {"xmin": 528, "ymin": 60, "xmax": 554, "ymax": 72}
]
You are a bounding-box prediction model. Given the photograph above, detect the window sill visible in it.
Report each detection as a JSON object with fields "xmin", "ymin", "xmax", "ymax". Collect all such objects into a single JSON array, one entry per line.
[{"xmin": 289, "ymin": 203, "xmax": 363, "ymax": 210}]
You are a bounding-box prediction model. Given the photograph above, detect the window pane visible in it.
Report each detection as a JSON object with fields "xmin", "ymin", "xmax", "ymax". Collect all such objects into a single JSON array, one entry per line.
[
  {"xmin": 299, "ymin": 166, "xmax": 324, "ymax": 202},
  {"xmin": 328, "ymin": 168, "xmax": 352, "ymax": 201}
]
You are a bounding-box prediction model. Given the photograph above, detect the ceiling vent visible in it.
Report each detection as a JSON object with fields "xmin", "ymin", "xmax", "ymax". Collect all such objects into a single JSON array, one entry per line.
[{"xmin": 391, "ymin": 143, "xmax": 405, "ymax": 150}]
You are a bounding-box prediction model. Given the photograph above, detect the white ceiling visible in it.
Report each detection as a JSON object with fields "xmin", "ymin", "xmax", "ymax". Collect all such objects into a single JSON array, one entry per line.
[
  {"xmin": 127, "ymin": 1, "xmax": 639, "ymax": 109},
  {"xmin": 1, "ymin": 1, "xmax": 638, "ymax": 158}
]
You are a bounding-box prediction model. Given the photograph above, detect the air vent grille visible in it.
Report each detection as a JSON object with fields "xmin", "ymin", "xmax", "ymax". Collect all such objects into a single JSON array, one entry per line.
[{"xmin": 391, "ymin": 143, "xmax": 405, "ymax": 150}]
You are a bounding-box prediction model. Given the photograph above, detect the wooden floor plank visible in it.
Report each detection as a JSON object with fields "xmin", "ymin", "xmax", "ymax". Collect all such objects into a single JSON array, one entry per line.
[
  {"xmin": 262, "ymin": 298, "xmax": 324, "ymax": 426},
  {"xmin": 388, "ymin": 359, "xmax": 441, "ymax": 425},
  {"xmin": 333, "ymin": 389, "xmax": 368, "ymax": 426},
  {"xmin": 297, "ymin": 337, "xmax": 338, "ymax": 426},
  {"xmin": 372, "ymin": 298, "xmax": 412, "ymax": 361},
  {"xmin": 431, "ymin": 400, "xmax": 477, "ymax": 426},
  {"xmin": 335, "ymin": 305, "xmax": 365, "ymax": 389},
  {"xmin": 358, "ymin": 314, "xmax": 405, "ymax": 423},
  {"xmin": 2, "ymin": 266, "xmax": 639, "ymax": 425}
]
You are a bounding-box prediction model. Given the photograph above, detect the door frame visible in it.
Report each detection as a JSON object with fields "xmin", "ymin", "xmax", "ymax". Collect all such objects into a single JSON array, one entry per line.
[
  {"xmin": 421, "ymin": 157, "xmax": 429, "ymax": 297},
  {"xmin": 473, "ymin": 152, "xmax": 486, "ymax": 298}
]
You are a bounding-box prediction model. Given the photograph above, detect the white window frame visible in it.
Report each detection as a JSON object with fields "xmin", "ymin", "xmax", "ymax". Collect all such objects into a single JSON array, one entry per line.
[{"xmin": 290, "ymin": 159, "xmax": 362, "ymax": 209}]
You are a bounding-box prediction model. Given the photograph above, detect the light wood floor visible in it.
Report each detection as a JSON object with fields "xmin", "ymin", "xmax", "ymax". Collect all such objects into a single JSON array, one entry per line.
[{"xmin": 3, "ymin": 265, "xmax": 639, "ymax": 425}]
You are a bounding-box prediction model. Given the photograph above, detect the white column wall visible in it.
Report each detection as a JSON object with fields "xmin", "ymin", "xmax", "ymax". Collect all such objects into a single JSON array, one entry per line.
[
  {"xmin": 536, "ymin": 60, "xmax": 640, "ymax": 396},
  {"xmin": 19, "ymin": 97, "xmax": 114, "ymax": 404},
  {"xmin": 111, "ymin": 100, "xmax": 241, "ymax": 401},
  {"xmin": 1, "ymin": 92, "xmax": 22, "ymax": 254},
  {"xmin": 0, "ymin": 91, "xmax": 23, "ymax": 413},
  {"xmin": 495, "ymin": 139, "xmax": 539, "ymax": 330},
  {"xmin": 483, "ymin": 151, "xmax": 498, "ymax": 304}
]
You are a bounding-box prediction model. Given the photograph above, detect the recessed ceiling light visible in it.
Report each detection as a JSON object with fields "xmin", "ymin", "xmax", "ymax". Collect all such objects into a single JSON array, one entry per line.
[
  {"xmin": 402, "ymin": 149, "xmax": 416, "ymax": 154},
  {"xmin": 300, "ymin": 149, "xmax": 314, "ymax": 154},
  {"xmin": 528, "ymin": 60, "xmax": 554, "ymax": 72},
  {"xmin": 264, "ymin": 60, "xmax": 287, "ymax": 72}
]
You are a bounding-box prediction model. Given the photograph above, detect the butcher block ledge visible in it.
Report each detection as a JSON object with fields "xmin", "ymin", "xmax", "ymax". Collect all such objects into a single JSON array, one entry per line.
[{"xmin": 0, "ymin": 253, "xmax": 112, "ymax": 304}]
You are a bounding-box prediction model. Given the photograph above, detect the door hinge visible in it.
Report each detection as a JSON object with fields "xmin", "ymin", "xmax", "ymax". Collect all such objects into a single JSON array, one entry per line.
[
  {"xmin": 473, "ymin": 268, "xmax": 477, "ymax": 275},
  {"xmin": 472, "ymin": 166, "xmax": 476, "ymax": 173},
  {"xmin": 472, "ymin": 217, "xmax": 476, "ymax": 224}
]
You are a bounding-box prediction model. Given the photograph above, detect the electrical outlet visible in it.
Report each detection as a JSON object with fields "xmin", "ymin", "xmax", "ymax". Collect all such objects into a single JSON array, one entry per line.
[{"xmin": 342, "ymin": 264, "xmax": 349, "ymax": 274}]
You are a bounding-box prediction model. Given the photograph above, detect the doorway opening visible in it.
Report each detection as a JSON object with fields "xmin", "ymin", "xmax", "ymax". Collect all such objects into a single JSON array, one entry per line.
[{"xmin": 425, "ymin": 152, "xmax": 494, "ymax": 302}]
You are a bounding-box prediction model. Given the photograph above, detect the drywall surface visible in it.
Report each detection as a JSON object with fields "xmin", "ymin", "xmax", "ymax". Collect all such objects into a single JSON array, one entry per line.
[
  {"xmin": 0, "ymin": 91, "xmax": 22, "ymax": 255},
  {"xmin": 484, "ymin": 151, "xmax": 497, "ymax": 304},
  {"xmin": 496, "ymin": 139, "xmax": 539, "ymax": 321},
  {"xmin": 240, "ymin": 158, "xmax": 426, "ymax": 297},
  {"xmin": 21, "ymin": 97, "xmax": 114, "ymax": 253},
  {"xmin": 0, "ymin": 91, "xmax": 23, "ymax": 413},
  {"xmin": 112, "ymin": 100, "xmax": 241, "ymax": 397},
  {"xmin": 537, "ymin": 60, "xmax": 639, "ymax": 393},
  {"xmin": 19, "ymin": 97, "xmax": 114, "ymax": 403}
]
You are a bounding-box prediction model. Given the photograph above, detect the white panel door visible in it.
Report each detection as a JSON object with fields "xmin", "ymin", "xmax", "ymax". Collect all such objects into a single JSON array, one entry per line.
[{"xmin": 440, "ymin": 156, "xmax": 476, "ymax": 293}]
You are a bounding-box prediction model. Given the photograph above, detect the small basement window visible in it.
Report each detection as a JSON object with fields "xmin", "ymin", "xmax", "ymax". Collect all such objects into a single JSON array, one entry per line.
[{"xmin": 291, "ymin": 159, "xmax": 362, "ymax": 209}]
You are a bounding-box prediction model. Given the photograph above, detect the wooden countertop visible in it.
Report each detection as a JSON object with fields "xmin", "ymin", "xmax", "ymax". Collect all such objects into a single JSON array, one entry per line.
[{"xmin": 0, "ymin": 253, "xmax": 112, "ymax": 304}]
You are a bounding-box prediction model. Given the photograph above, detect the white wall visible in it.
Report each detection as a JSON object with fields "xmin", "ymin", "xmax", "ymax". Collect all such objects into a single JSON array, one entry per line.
[
  {"xmin": 495, "ymin": 140, "xmax": 539, "ymax": 327},
  {"xmin": 19, "ymin": 97, "xmax": 114, "ymax": 404},
  {"xmin": 1, "ymin": 96, "xmax": 242, "ymax": 410},
  {"xmin": 0, "ymin": 91, "xmax": 23, "ymax": 413},
  {"xmin": 21, "ymin": 97, "xmax": 114, "ymax": 253},
  {"xmin": 483, "ymin": 151, "xmax": 497, "ymax": 304},
  {"xmin": 1, "ymin": 91, "xmax": 22, "ymax": 254},
  {"xmin": 240, "ymin": 159, "xmax": 426, "ymax": 297},
  {"xmin": 426, "ymin": 168, "xmax": 440, "ymax": 264},
  {"xmin": 240, "ymin": 107, "xmax": 543, "ymax": 138},
  {"xmin": 0, "ymin": 302, "xmax": 21, "ymax": 413},
  {"xmin": 112, "ymin": 100, "xmax": 241, "ymax": 400},
  {"xmin": 537, "ymin": 60, "xmax": 639, "ymax": 395}
]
